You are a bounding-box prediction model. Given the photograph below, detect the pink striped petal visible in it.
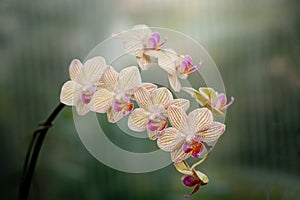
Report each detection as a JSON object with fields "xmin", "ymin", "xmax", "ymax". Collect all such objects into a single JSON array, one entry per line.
[
  {"xmin": 99, "ymin": 66, "xmax": 118, "ymax": 92},
  {"xmin": 167, "ymin": 105, "xmax": 188, "ymax": 133},
  {"xmin": 157, "ymin": 128, "xmax": 184, "ymax": 152},
  {"xmin": 171, "ymin": 147, "xmax": 191, "ymax": 163},
  {"xmin": 169, "ymin": 99, "xmax": 190, "ymax": 111},
  {"xmin": 152, "ymin": 87, "xmax": 173, "ymax": 107},
  {"xmin": 188, "ymin": 108, "xmax": 213, "ymax": 133},
  {"xmin": 199, "ymin": 122, "xmax": 225, "ymax": 142},
  {"xmin": 134, "ymin": 87, "xmax": 152, "ymax": 110}
]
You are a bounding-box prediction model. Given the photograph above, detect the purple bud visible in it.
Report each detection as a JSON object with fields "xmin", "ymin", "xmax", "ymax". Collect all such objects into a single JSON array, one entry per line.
[{"xmin": 182, "ymin": 175, "xmax": 200, "ymax": 187}]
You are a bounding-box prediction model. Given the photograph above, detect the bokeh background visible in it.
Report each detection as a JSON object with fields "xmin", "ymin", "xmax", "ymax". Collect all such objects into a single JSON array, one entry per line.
[{"xmin": 1, "ymin": 0, "xmax": 299, "ymax": 199}]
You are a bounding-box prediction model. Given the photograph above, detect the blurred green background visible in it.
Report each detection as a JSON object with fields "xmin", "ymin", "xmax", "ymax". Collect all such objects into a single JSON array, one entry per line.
[{"xmin": 1, "ymin": 0, "xmax": 299, "ymax": 199}]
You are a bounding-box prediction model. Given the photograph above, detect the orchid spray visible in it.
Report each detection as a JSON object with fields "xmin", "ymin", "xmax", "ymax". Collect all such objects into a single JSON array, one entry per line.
[{"xmin": 19, "ymin": 24, "xmax": 234, "ymax": 200}]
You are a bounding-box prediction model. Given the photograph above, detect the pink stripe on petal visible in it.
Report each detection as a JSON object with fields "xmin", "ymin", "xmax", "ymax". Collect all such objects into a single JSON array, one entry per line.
[{"xmin": 151, "ymin": 32, "xmax": 160, "ymax": 43}]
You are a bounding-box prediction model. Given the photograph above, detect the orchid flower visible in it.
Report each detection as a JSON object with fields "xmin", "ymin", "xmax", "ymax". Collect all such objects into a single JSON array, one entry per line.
[
  {"xmin": 157, "ymin": 106, "xmax": 225, "ymax": 163},
  {"xmin": 89, "ymin": 66, "xmax": 142, "ymax": 123},
  {"xmin": 150, "ymin": 48, "xmax": 201, "ymax": 92},
  {"xmin": 60, "ymin": 56, "xmax": 107, "ymax": 115},
  {"xmin": 112, "ymin": 24, "xmax": 167, "ymax": 70},
  {"xmin": 174, "ymin": 161, "xmax": 209, "ymax": 198},
  {"xmin": 183, "ymin": 87, "xmax": 234, "ymax": 117},
  {"xmin": 128, "ymin": 87, "xmax": 190, "ymax": 140}
]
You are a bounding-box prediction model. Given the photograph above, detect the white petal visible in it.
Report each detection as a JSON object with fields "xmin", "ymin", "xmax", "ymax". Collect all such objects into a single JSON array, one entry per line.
[
  {"xmin": 147, "ymin": 130, "xmax": 159, "ymax": 140},
  {"xmin": 171, "ymin": 148, "xmax": 191, "ymax": 163},
  {"xmin": 83, "ymin": 56, "xmax": 107, "ymax": 82},
  {"xmin": 60, "ymin": 81, "xmax": 82, "ymax": 106},
  {"xmin": 76, "ymin": 101, "xmax": 90, "ymax": 116},
  {"xmin": 89, "ymin": 89, "xmax": 113, "ymax": 113},
  {"xmin": 141, "ymin": 82, "xmax": 158, "ymax": 93},
  {"xmin": 169, "ymin": 99, "xmax": 190, "ymax": 111},
  {"xmin": 188, "ymin": 108, "xmax": 213, "ymax": 133},
  {"xmin": 99, "ymin": 66, "xmax": 118, "ymax": 91},
  {"xmin": 152, "ymin": 87, "xmax": 173, "ymax": 107},
  {"xmin": 128, "ymin": 108, "xmax": 149, "ymax": 132},
  {"xmin": 133, "ymin": 86, "xmax": 152, "ymax": 110},
  {"xmin": 199, "ymin": 122, "xmax": 225, "ymax": 142},
  {"xmin": 157, "ymin": 49, "xmax": 178, "ymax": 74},
  {"xmin": 107, "ymin": 109, "xmax": 123, "ymax": 123},
  {"xmin": 136, "ymin": 54, "xmax": 151, "ymax": 70},
  {"xmin": 157, "ymin": 128, "xmax": 184, "ymax": 151},
  {"xmin": 167, "ymin": 105, "xmax": 188, "ymax": 133},
  {"xmin": 168, "ymin": 73, "xmax": 181, "ymax": 92},
  {"xmin": 69, "ymin": 59, "xmax": 85, "ymax": 83},
  {"xmin": 118, "ymin": 66, "xmax": 142, "ymax": 92},
  {"xmin": 112, "ymin": 24, "xmax": 151, "ymax": 54}
]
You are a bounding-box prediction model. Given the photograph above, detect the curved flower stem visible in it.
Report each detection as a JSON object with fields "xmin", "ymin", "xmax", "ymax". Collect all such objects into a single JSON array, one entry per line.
[
  {"xmin": 190, "ymin": 151, "xmax": 211, "ymax": 170},
  {"xmin": 19, "ymin": 103, "xmax": 65, "ymax": 200}
]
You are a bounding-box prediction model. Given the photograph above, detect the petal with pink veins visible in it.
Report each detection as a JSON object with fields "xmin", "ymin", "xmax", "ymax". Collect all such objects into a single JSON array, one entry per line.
[
  {"xmin": 188, "ymin": 108, "xmax": 213, "ymax": 133},
  {"xmin": 199, "ymin": 122, "xmax": 225, "ymax": 142},
  {"xmin": 167, "ymin": 105, "xmax": 188, "ymax": 133},
  {"xmin": 157, "ymin": 128, "xmax": 184, "ymax": 151},
  {"xmin": 152, "ymin": 87, "xmax": 173, "ymax": 107}
]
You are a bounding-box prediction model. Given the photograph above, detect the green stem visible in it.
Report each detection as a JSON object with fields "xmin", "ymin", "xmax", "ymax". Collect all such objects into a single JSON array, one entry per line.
[{"xmin": 19, "ymin": 103, "xmax": 65, "ymax": 200}]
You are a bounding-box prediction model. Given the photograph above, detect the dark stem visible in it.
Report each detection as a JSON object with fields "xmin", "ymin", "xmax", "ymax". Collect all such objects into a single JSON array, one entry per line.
[{"xmin": 19, "ymin": 103, "xmax": 65, "ymax": 200}]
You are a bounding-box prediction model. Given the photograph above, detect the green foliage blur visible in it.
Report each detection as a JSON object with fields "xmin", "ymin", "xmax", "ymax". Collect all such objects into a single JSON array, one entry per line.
[{"xmin": 0, "ymin": 0, "xmax": 299, "ymax": 199}]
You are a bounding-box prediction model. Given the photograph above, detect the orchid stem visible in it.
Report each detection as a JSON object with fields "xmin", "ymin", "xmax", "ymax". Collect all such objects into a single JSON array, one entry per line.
[
  {"xmin": 19, "ymin": 103, "xmax": 65, "ymax": 200},
  {"xmin": 190, "ymin": 151, "xmax": 211, "ymax": 170}
]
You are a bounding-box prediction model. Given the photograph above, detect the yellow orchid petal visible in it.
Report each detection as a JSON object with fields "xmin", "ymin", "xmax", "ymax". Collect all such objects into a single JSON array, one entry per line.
[
  {"xmin": 167, "ymin": 105, "xmax": 188, "ymax": 133},
  {"xmin": 128, "ymin": 108, "xmax": 149, "ymax": 132},
  {"xmin": 182, "ymin": 87, "xmax": 208, "ymax": 105},
  {"xmin": 60, "ymin": 81, "xmax": 81, "ymax": 106},
  {"xmin": 89, "ymin": 89, "xmax": 113, "ymax": 113},
  {"xmin": 188, "ymin": 108, "xmax": 213, "ymax": 133},
  {"xmin": 169, "ymin": 98, "xmax": 190, "ymax": 111},
  {"xmin": 99, "ymin": 66, "xmax": 118, "ymax": 92},
  {"xmin": 157, "ymin": 127, "xmax": 184, "ymax": 151},
  {"xmin": 118, "ymin": 66, "xmax": 142, "ymax": 92},
  {"xmin": 199, "ymin": 122, "xmax": 225, "ymax": 142},
  {"xmin": 152, "ymin": 87, "xmax": 173, "ymax": 107},
  {"xmin": 174, "ymin": 161, "xmax": 193, "ymax": 176},
  {"xmin": 194, "ymin": 170, "xmax": 209, "ymax": 184},
  {"xmin": 168, "ymin": 73, "xmax": 181, "ymax": 92},
  {"xmin": 133, "ymin": 87, "xmax": 152, "ymax": 110}
]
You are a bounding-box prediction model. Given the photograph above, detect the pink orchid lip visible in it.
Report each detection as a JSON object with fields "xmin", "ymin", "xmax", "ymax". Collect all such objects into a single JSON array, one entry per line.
[
  {"xmin": 182, "ymin": 175, "xmax": 201, "ymax": 198},
  {"xmin": 182, "ymin": 138, "xmax": 204, "ymax": 158},
  {"xmin": 81, "ymin": 86, "xmax": 97, "ymax": 104},
  {"xmin": 146, "ymin": 118, "xmax": 168, "ymax": 132},
  {"xmin": 81, "ymin": 93, "xmax": 92, "ymax": 104},
  {"xmin": 113, "ymin": 95, "xmax": 134, "ymax": 115}
]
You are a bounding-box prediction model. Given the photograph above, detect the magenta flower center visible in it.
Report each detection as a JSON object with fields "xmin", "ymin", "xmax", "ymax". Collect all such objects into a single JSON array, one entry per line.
[
  {"xmin": 81, "ymin": 85, "xmax": 96, "ymax": 104},
  {"xmin": 113, "ymin": 94, "xmax": 134, "ymax": 115}
]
